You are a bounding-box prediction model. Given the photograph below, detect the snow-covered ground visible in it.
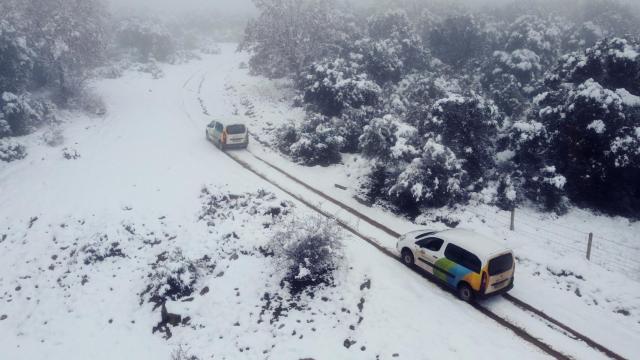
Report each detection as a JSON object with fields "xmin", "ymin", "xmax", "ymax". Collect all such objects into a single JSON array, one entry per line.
[
  {"xmin": 220, "ymin": 47, "xmax": 640, "ymax": 358},
  {"xmin": 0, "ymin": 44, "xmax": 638, "ymax": 359}
]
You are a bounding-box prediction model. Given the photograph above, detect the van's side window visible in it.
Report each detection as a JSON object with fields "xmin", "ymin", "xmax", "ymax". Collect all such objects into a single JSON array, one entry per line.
[
  {"xmin": 444, "ymin": 244, "xmax": 481, "ymax": 273},
  {"xmin": 416, "ymin": 237, "xmax": 444, "ymax": 252},
  {"xmin": 215, "ymin": 123, "xmax": 223, "ymax": 132}
]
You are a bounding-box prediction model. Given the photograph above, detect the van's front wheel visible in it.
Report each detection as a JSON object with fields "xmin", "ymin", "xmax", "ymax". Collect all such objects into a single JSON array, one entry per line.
[
  {"xmin": 401, "ymin": 249, "xmax": 414, "ymax": 266},
  {"xmin": 457, "ymin": 283, "xmax": 474, "ymax": 303}
]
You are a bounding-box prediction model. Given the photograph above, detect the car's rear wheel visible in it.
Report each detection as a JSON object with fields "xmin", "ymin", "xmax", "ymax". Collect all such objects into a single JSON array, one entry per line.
[
  {"xmin": 457, "ymin": 283, "xmax": 474, "ymax": 303},
  {"xmin": 401, "ymin": 249, "xmax": 414, "ymax": 266}
]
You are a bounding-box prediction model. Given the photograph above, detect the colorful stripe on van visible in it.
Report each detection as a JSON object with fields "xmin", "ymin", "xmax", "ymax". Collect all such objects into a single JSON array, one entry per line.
[{"xmin": 433, "ymin": 258, "xmax": 484, "ymax": 291}]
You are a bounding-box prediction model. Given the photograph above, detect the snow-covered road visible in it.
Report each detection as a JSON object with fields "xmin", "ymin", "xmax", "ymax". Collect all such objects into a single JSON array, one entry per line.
[{"xmin": 0, "ymin": 44, "xmax": 637, "ymax": 360}]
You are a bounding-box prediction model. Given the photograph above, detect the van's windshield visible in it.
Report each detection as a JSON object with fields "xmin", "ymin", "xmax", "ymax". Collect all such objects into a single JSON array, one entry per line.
[
  {"xmin": 488, "ymin": 253, "xmax": 513, "ymax": 276},
  {"xmin": 226, "ymin": 124, "xmax": 246, "ymax": 135}
]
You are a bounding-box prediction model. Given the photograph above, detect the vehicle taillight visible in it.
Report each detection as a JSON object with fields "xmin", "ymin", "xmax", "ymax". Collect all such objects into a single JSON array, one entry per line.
[
  {"xmin": 480, "ymin": 271, "xmax": 488, "ymax": 294},
  {"xmin": 221, "ymin": 132, "xmax": 227, "ymax": 144}
]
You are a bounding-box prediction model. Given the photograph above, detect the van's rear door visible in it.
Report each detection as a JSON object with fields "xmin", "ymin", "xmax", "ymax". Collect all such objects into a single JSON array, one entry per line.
[{"xmin": 485, "ymin": 252, "xmax": 514, "ymax": 294}]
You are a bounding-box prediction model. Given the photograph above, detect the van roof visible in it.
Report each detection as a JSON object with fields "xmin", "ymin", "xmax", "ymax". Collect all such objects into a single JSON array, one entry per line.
[
  {"xmin": 215, "ymin": 118, "xmax": 246, "ymax": 126},
  {"xmin": 435, "ymin": 228, "xmax": 510, "ymax": 259}
]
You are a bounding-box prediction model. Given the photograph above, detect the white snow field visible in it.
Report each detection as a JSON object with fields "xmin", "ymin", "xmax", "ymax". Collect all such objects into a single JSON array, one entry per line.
[{"xmin": 0, "ymin": 44, "xmax": 637, "ymax": 360}]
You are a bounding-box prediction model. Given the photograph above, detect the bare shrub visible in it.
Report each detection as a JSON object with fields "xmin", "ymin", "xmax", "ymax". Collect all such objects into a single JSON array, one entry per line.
[
  {"xmin": 171, "ymin": 345, "xmax": 199, "ymax": 360},
  {"xmin": 269, "ymin": 216, "xmax": 344, "ymax": 295}
]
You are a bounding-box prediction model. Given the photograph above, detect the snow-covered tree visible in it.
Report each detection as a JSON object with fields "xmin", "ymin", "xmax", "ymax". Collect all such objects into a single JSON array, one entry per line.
[
  {"xmin": 0, "ymin": 20, "xmax": 34, "ymax": 94},
  {"xmin": 240, "ymin": 0, "xmax": 356, "ymax": 78},
  {"xmin": 116, "ymin": 18, "xmax": 176, "ymax": 62},
  {"xmin": 388, "ymin": 138, "xmax": 468, "ymax": 209},
  {"xmin": 358, "ymin": 10, "xmax": 428, "ymax": 83},
  {"xmin": 426, "ymin": 93, "xmax": 502, "ymax": 181},
  {"xmin": 513, "ymin": 38, "xmax": 640, "ymax": 215},
  {"xmin": 0, "ymin": 92, "xmax": 56, "ymax": 137},
  {"xmin": 300, "ymin": 57, "xmax": 381, "ymax": 117},
  {"xmin": 429, "ymin": 15, "xmax": 487, "ymax": 68},
  {"xmin": 278, "ymin": 113, "xmax": 345, "ymax": 166}
]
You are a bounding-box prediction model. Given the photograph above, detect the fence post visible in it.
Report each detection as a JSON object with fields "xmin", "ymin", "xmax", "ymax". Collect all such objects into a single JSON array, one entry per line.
[
  {"xmin": 510, "ymin": 208, "xmax": 515, "ymax": 231},
  {"xmin": 586, "ymin": 233, "xmax": 593, "ymax": 260}
]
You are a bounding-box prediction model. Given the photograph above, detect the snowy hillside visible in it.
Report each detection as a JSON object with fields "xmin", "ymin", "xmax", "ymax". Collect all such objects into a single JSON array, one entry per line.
[{"xmin": 0, "ymin": 43, "xmax": 638, "ymax": 360}]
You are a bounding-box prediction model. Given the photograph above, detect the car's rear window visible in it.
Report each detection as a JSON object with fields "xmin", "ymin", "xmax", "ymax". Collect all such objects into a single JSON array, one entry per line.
[
  {"xmin": 489, "ymin": 253, "xmax": 514, "ymax": 276},
  {"xmin": 226, "ymin": 124, "xmax": 246, "ymax": 135}
]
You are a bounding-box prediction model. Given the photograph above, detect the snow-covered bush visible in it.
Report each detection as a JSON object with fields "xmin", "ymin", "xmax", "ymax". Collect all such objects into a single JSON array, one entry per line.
[
  {"xmin": 503, "ymin": 15, "xmax": 563, "ymax": 67},
  {"xmin": 276, "ymin": 114, "xmax": 344, "ymax": 166},
  {"xmin": 524, "ymin": 166, "xmax": 569, "ymax": 214},
  {"xmin": 0, "ymin": 139, "xmax": 26, "ymax": 162},
  {"xmin": 426, "ymin": 93, "xmax": 501, "ymax": 181},
  {"xmin": 292, "ymin": 119, "xmax": 344, "ymax": 166},
  {"xmin": 0, "ymin": 20, "xmax": 34, "ymax": 94},
  {"xmin": 359, "ymin": 10, "xmax": 428, "ymax": 84},
  {"xmin": 399, "ymin": 73, "xmax": 448, "ymax": 128},
  {"xmin": 239, "ymin": 0, "xmax": 355, "ymax": 78},
  {"xmin": 483, "ymin": 72, "xmax": 528, "ymax": 117},
  {"xmin": 274, "ymin": 121, "xmax": 300, "ymax": 155},
  {"xmin": 0, "ymin": 92, "xmax": 56, "ymax": 137},
  {"xmin": 268, "ymin": 216, "xmax": 344, "ymax": 295},
  {"xmin": 495, "ymin": 174, "xmax": 518, "ymax": 211},
  {"xmin": 512, "ymin": 38, "xmax": 640, "ymax": 215},
  {"xmin": 300, "ymin": 57, "xmax": 381, "ymax": 117},
  {"xmin": 429, "ymin": 15, "xmax": 487, "ymax": 68},
  {"xmin": 389, "ymin": 138, "xmax": 468, "ymax": 210},
  {"xmin": 359, "ymin": 115, "xmax": 419, "ymax": 162},
  {"xmin": 553, "ymin": 37, "xmax": 640, "ymax": 95},
  {"xmin": 139, "ymin": 249, "xmax": 215, "ymax": 309},
  {"xmin": 42, "ymin": 128, "xmax": 64, "ymax": 147},
  {"xmin": 336, "ymin": 106, "xmax": 378, "ymax": 153},
  {"xmin": 359, "ymin": 116, "xmax": 399, "ymax": 159}
]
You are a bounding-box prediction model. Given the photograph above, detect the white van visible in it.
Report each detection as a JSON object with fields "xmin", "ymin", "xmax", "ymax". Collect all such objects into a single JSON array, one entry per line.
[
  {"xmin": 206, "ymin": 119, "xmax": 249, "ymax": 150},
  {"xmin": 396, "ymin": 228, "xmax": 515, "ymax": 302}
]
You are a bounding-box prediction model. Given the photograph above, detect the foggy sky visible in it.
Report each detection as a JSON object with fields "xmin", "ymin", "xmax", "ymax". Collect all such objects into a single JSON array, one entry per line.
[{"xmin": 106, "ymin": 0, "xmax": 257, "ymax": 16}]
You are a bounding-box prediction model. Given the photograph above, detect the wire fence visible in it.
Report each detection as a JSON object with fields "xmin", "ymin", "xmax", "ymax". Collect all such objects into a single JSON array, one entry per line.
[{"xmin": 465, "ymin": 206, "xmax": 640, "ymax": 279}]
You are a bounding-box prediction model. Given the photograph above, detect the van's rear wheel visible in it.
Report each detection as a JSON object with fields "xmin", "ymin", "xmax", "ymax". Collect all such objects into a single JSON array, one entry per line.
[
  {"xmin": 401, "ymin": 249, "xmax": 414, "ymax": 266},
  {"xmin": 457, "ymin": 283, "xmax": 474, "ymax": 303}
]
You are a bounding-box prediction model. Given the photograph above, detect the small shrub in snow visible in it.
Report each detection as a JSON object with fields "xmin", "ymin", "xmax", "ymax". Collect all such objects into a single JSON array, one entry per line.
[
  {"xmin": 62, "ymin": 148, "xmax": 81, "ymax": 160},
  {"xmin": 359, "ymin": 162, "xmax": 393, "ymax": 205},
  {"xmin": 42, "ymin": 128, "xmax": 64, "ymax": 147},
  {"xmin": 139, "ymin": 249, "xmax": 215, "ymax": 309},
  {"xmin": 268, "ymin": 216, "xmax": 344, "ymax": 295},
  {"xmin": 0, "ymin": 139, "xmax": 26, "ymax": 162},
  {"xmin": 495, "ymin": 174, "xmax": 518, "ymax": 211},
  {"xmin": 171, "ymin": 346, "xmax": 199, "ymax": 360},
  {"xmin": 274, "ymin": 121, "xmax": 299, "ymax": 155}
]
